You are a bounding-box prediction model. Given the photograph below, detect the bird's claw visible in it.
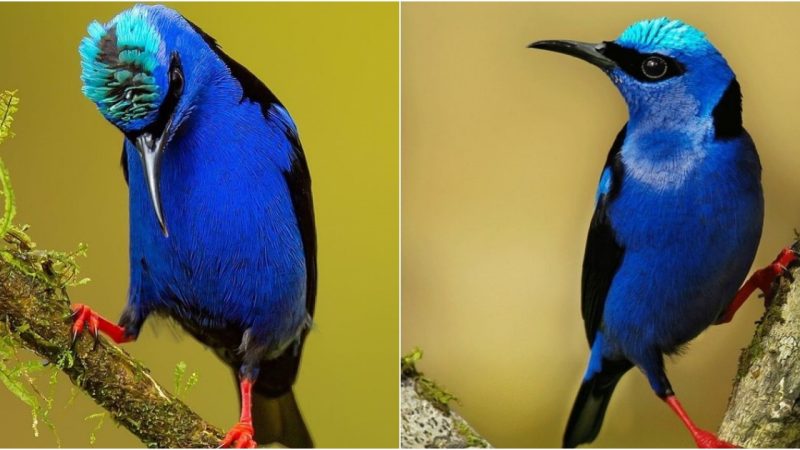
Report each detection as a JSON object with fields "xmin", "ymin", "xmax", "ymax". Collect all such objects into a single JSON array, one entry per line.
[
  {"xmin": 70, "ymin": 304, "xmax": 101, "ymax": 350},
  {"xmin": 219, "ymin": 422, "xmax": 257, "ymax": 448},
  {"xmin": 691, "ymin": 428, "xmax": 737, "ymax": 448},
  {"xmin": 754, "ymin": 248, "xmax": 799, "ymax": 305}
]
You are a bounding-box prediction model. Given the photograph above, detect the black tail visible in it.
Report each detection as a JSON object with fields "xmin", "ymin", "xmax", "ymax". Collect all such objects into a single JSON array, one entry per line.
[
  {"xmin": 563, "ymin": 359, "xmax": 632, "ymax": 448},
  {"xmin": 252, "ymin": 388, "xmax": 313, "ymax": 448}
]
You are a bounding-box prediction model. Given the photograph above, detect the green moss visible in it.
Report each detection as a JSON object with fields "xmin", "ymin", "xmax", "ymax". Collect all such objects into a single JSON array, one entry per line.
[
  {"xmin": 0, "ymin": 320, "xmax": 61, "ymax": 443},
  {"xmin": 401, "ymin": 347, "xmax": 423, "ymax": 378},
  {"xmin": 415, "ymin": 376, "xmax": 458, "ymax": 414},
  {"xmin": 173, "ymin": 361, "xmax": 199, "ymax": 399},
  {"xmin": 84, "ymin": 412, "xmax": 106, "ymax": 445},
  {"xmin": 0, "ymin": 90, "xmax": 99, "ymax": 445},
  {"xmin": 402, "ymin": 347, "xmax": 458, "ymax": 413},
  {"xmin": 0, "ymin": 90, "xmax": 18, "ymax": 239},
  {"xmin": 402, "ymin": 350, "xmax": 488, "ymax": 446},
  {"xmin": 0, "ymin": 90, "xmax": 19, "ymax": 144},
  {"xmin": 0, "ymin": 226, "xmax": 91, "ymax": 291},
  {"xmin": 454, "ymin": 419, "xmax": 489, "ymax": 448}
]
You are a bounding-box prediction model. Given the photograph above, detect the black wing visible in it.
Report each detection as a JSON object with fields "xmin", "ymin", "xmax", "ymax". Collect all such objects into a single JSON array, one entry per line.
[
  {"xmin": 283, "ymin": 136, "xmax": 317, "ymax": 318},
  {"xmin": 258, "ymin": 132, "xmax": 317, "ymax": 397},
  {"xmin": 186, "ymin": 19, "xmax": 317, "ymax": 396},
  {"xmin": 581, "ymin": 125, "xmax": 626, "ymax": 345},
  {"xmin": 121, "ymin": 142, "xmax": 129, "ymax": 184}
]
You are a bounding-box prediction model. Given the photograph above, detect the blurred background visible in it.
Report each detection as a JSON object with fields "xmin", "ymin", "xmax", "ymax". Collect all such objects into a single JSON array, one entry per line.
[
  {"xmin": 402, "ymin": 3, "xmax": 800, "ymax": 448},
  {"xmin": 0, "ymin": 2, "xmax": 398, "ymax": 447}
]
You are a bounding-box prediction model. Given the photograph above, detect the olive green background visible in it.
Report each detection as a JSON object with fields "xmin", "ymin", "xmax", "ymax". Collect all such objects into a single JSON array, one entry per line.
[
  {"xmin": 402, "ymin": 2, "xmax": 800, "ymax": 448},
  {"xmin": 0, "ymin": 2, "xmax": 398, "ymax": 447}
]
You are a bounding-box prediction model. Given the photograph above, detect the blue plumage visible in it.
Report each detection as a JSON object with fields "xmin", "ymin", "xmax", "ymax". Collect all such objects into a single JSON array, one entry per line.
[
  {"xmin": 75, "ymin": 5, "xmax": 315, "ymax": 447},
  {"xmin": 532, "ymin": 18, "xmax": 768, "ymax": 447}
]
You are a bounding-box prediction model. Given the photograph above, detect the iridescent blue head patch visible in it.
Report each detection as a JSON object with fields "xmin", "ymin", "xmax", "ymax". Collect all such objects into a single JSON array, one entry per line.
[
  {"xmin": 617, "ymin": 18, "xmax": 711, "ymax": 56},
  {"xmin": 79, "ymin": 6, "xmax": 165, "ymax": 125}
]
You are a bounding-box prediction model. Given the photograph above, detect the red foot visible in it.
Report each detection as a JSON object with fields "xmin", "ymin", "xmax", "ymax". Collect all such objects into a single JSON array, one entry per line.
[
  {"xmin": 70, "ymin": 304, "xmax": 133, "ymax": 346},
  {"xmin": 219, "ymin": 422, "xmax": 257, "ymax": 448},
  {"xmin": 665, "ymin": 396, "xmax": 737, "ymax": 448},
  {"xmin": 691, "ymin": 428, "xmax": 737, "ymax": 448},
  {"xmin": 220, "ymin": 378, "xmax": 258, "ymax": 448},
  {"xmin": 752, "ymin": 248, "xmax": 797, "ymax": 302},
  {"xmin": 717, "ymin": 247, "xmax": 798, "ymax": 324}
]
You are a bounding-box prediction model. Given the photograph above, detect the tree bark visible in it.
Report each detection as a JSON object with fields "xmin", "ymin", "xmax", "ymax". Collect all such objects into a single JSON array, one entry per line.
[
  {"xmin": 400, "ymin": 349, "xmax": 491, "ymax": 448},
  {"xmin": 718, "ymin": 242, "xmax": 800, "ymax": 447},
  {"xmin": 0, "ymin": 228, "xmax": 224, "ymax": 448}
]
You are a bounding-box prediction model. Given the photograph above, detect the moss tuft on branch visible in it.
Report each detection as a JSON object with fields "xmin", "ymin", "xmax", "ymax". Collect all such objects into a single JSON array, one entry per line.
[
  {"xmin": 0, "ymin": 228, "xmax": 225, "ymax": 447},
  {"xmin": 401, "ymin": 348, "xmax": 490, "ymax": 448},
  {"xmin": 0, "ymin": 90, "xmax": 224, "ymax": 447}
]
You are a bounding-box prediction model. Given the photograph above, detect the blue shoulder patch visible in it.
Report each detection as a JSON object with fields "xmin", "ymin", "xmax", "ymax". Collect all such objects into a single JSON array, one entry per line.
[
  {"xmin": 265, "ymin": 103, "xmax": 302, "ymax": 171},
  {"xmin": 595, "ymin": 166, "xmax": 613, "ymax": 204},
  {"xmin": 268, "ymin": 104, "xmax": 299, "ymax": 139}
]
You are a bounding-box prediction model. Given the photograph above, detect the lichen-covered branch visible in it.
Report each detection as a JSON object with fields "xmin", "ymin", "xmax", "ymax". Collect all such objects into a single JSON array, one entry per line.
[
  {"xmin": 400, "ymin": 349, "xmax": 491, "ymax": 448},
  {"xmin": 0, "ymin": 228, "xmax": 224, "ymax": 448},
  {"xmin": 718, "ymin": 241, "xmax": 800, "ymax": 447}
]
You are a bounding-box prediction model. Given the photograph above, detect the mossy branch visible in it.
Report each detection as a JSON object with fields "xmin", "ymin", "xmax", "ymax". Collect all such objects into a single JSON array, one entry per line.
[
  {"xmin": 0, "ymin": 91, "xmax": 224, "ymax": 447},
  {"xmin": 400, "ymin": 349, "xmax": 491, "ymax": 448},
  {"xmin": 0, "ymin": 228, "xmax": 226, "ymax": 447},
  {"xmin": 718, "ymin": 240, "xmax": 800, "ymax": 447}
]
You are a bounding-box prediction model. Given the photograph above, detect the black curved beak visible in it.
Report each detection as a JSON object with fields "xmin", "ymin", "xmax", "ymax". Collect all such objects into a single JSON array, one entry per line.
[
  {"xmin": 528, "ymin": 40, "xmax": 616, "ymax": 71},
  {"xmin": 133, "ymin": 125, "xmax": 169, "ymax": 237}
]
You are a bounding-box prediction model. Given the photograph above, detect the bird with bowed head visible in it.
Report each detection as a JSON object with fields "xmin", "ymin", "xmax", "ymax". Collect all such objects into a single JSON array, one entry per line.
[{"xmin": 74, "ymin": 5, "xmax": 317, "ymax": 448}]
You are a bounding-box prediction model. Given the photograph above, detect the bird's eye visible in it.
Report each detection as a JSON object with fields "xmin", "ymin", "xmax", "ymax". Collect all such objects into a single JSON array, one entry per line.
[
  {"xmin": 170, "ymin": 66, "xmax": 184, "ymax": 97},
  {"xmin": 641, "ymin": 56, "xmax": 668, "ymax": 79}
]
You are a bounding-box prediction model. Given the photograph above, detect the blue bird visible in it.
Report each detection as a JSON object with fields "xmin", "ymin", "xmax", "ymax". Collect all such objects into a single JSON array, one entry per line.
[
  {"xmin": 72, "ymin": 5, "xmax": 316, "ymax": 448},
  {"xmin": 531, "ymin": 18, "xmax": 797, "ymax": 447}
]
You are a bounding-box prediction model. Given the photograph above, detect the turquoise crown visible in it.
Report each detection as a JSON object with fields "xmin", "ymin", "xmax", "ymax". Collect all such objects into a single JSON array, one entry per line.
[
  {"xmin": 79, "ymin": 6, "xmax": 165, "ymax": 125},
  {"xmin": 617, "ymin": 18, "xmax": 711, "ymax": 55}
]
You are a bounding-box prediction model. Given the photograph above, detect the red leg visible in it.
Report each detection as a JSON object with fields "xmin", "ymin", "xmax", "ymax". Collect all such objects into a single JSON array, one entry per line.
[
  {"xmin": 71, "ymin": 304, "xmax": 134, "ymax": 345},
  {"xmin": 716, "ymin": 248, "xmax": 798, "ymax": 325},
  {"xmin": 664, "ymin": 395, "xmax": 736, "ymax": 448},
  {"xmin": 219, "ymin": 378, "xmax": 257, "ymax": 448}
]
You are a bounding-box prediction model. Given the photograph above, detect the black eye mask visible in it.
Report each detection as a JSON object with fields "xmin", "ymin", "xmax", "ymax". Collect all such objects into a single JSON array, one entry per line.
[{"xmin": 601, "ymin": 42, "xmax": 685, "ymax": 82}]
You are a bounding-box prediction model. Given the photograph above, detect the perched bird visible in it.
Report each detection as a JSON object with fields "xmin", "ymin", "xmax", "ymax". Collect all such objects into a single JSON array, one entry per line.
[
  {"xmin": 530, "ymin": 18, "xmax": 797, "ymax": 448},
  {"xmin": 73, "ymin": 5, "xmax": 316, "ymax": 448}
]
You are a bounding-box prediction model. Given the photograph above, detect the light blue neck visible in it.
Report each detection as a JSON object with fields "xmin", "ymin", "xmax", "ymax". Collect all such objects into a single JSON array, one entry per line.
[{"xmin": 621, "ymin": 85, "xmax": 716, "ymax": 191}]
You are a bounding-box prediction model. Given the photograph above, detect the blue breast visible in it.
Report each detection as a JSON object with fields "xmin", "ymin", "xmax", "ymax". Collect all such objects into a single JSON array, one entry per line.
[
  {"xmin": 124, "ymin": 93, "xmax": 308, "ymax": 354},
  {"xmin": 601, "ymin": 132, "xmax": 762, "ymax": 360}
]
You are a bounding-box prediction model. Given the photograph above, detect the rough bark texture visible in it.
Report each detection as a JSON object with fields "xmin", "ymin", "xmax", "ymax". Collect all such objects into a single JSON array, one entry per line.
[
  {"xmin": 0, "ymin": 230, "xmax": 224, "ymax": 448},
  {"xmin": 401, "ymin": 350, "xmax": 491, "ymax": 448},
  {"xmin": 718, "ymin": 242, "xmax": 800, "ymax": 447}
]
